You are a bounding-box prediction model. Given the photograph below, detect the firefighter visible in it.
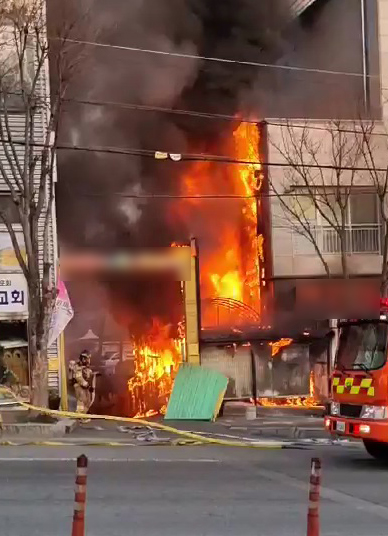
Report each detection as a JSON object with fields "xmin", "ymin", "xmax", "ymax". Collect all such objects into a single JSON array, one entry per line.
[{"xmin": 73, "ymin": 350, "xmax": 94, "ymax": 420}]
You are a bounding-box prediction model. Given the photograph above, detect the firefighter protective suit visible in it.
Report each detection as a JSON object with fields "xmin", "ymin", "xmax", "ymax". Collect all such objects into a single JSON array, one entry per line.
[{"xmin": 73, "ymin": 352, "xmax": 94, "ymax": 414}]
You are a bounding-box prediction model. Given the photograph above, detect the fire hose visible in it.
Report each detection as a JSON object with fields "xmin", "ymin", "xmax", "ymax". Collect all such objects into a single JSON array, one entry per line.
[{"xmin": 0, "ymin": 387, "xmax": 293, "ymax": 449}]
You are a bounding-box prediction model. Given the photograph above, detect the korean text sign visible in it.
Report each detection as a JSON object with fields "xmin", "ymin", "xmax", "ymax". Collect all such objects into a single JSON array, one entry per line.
[{"xmin": 0, "ymin": 274, "xmax": 28, "ymax": 315}]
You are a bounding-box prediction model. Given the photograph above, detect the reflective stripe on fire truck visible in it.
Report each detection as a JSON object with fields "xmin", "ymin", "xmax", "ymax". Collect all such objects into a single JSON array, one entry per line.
[
  {"xmin": 360, "ymin": 378, "xmax": 373, "ymax": 388},
  {"xmin": 333, "ymin": 377, "xmax": 374, "ymax": 395}
]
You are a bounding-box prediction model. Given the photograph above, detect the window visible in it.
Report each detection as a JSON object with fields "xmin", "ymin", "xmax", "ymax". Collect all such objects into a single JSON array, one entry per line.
[
  {"xmin": 0, "ymin": 195, "xmax": 20, "ymax": 225},
  {"xmin": 290, "ymin": 195, "xmax": 315, "ymax": 221},
  {"xmin": 350, "ymin": 192, "xmax": 377, "ymax": 225},
  {"xmin": 336, "ymin": 322, "xmax": 388, "ymax": 371},
  {"xmin": 290, "ymin": 189, "xmax": 381, "ymax": 254},
  {"xmin": 0, "ymin": 27, "xmax": 34, "ymax": 109}
]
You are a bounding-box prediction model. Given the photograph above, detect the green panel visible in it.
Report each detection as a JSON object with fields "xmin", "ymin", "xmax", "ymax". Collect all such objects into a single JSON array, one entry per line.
[{"xmin": 165, "ymin": 364, "xmax": 228, "ymax": 421}]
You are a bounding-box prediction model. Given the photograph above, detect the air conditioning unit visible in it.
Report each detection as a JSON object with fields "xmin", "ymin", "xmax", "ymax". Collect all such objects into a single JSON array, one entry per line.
[{"xmin": 291, "ymin": 0, "xmax": 319, "ymax": 17}]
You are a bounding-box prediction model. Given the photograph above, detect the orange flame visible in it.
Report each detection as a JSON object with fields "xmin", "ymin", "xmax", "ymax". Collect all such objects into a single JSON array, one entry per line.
[
  {"xmin": 126, "ymin": 122, "xmax": 265, "ymax": 415},
  {"xmin": 181, "ymin": 122, "xmax": 263, "ymax": 326},
  {"xmin": 257, "ymin": 372, "xmax": 322, "ymax": 409},
  {"xmin": 269, "ymin": 338, "xmax": 293, "ymax": 357},
  {"xmin": 127, "ymin": 319, "xmax": 184, "ymax": 418}
]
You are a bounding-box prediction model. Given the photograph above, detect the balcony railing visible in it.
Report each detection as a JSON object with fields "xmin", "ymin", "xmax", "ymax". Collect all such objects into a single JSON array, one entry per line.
[{"xmin": 292, "ymin": 224, "xmax": 381, "ymax": 255}]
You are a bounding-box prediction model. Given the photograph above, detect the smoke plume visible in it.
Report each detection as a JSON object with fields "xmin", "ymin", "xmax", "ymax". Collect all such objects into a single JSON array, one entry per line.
[
  {"xmin": 53, "ymin": 0, "xmax": 290, "ymax": 247},
  {"xmin": 50, "ymin": 0, "xmax": 291, "ymax": 335}
]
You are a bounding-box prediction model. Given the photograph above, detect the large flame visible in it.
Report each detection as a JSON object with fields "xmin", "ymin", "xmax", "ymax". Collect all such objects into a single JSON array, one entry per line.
[
  {"xmin": 182, "ymin": 122, "xmax": 263, "ymax": 326},
  {"xmin": 127, "ymin": 319, "xmax": 184, "ymax": 418},
  {"xmin": 126, "ymin": 123, "xmax": 265, "ymax": 416}
]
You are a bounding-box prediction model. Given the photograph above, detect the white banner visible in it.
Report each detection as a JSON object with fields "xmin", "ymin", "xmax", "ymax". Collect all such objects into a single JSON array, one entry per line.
[
  {"xmin": 48, "ymin": 279, "xmax": 74, "ymax": 347},
  {"xmin": 0, "ymin": 273, "xmax": 28, "ymax": 316}
]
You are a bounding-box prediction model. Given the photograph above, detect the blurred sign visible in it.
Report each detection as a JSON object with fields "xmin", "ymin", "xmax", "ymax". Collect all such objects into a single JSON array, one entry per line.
[
  {"xmin": 48, "ymin": 358, "xmax": 59, "ymax": 372},
  {"xmin": 60, "ymin": 247, "xmax": 192, "ymax": 281},
  {"xmin": 0, "ymin": 232, "xmax": 26, "ymax": 272},
  {"xmin": 0, "ymin": 273, "xmax": 28, "ymax": 316},
  {"xmin": 296, "ymin": 279, "xmax": 380, "ymax": 320}
]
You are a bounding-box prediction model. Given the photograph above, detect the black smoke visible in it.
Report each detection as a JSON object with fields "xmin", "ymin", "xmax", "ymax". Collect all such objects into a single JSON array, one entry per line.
[
  {"xmin": 49, "ymin": 0, "xmax": 291, "ymax": 339},
  {"xmin": 50, "ymin": 0, "xmax": 290, "ymax": 248}
]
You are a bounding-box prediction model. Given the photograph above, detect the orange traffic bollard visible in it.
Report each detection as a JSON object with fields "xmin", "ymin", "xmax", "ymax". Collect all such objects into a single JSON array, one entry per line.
[
  {"xmin": 71, "ymin": 454, "xmax": 88, "ymax": 536},
  {"xmin": 307, "ymin": 457, "xmax": 321, "ymax": 536}
]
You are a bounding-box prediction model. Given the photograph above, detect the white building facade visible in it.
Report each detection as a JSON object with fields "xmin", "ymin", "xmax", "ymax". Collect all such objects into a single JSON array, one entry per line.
[
  {"xmin": 265, "ymin": 0, "xmax": 388, "ymax": 325},
  {"xmin": 0, "ymin": 5, "xmax": 61, "ymax": 400}
]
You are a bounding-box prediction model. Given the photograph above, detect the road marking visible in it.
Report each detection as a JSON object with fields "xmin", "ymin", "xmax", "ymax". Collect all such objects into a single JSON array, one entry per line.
[{"xmin": 255, "ymin": 467, "xmax": 388, "ymax": 520}]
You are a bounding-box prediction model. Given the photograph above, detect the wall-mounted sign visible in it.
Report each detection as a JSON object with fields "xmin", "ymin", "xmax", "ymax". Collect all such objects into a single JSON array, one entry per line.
[
  {"xmin": 0, "ymin": 232, "xmax": 26, "ymax": 272},
  {"xmin": 296, "ymin": 279, "xmax": 380, "ymax": 320},
  {"xmin": 0, "ymin": 273, "xmax": 28, "ymax": 317}
]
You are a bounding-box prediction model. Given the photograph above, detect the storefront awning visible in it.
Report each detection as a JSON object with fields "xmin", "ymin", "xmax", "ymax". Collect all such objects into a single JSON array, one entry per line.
[
  {"xmin": 79, "ymin": 329, "xmax": 99, "ymax": 341},
  {"xmin": 0, "ymin": 338, "xmax": 28, "ymax": 349}
]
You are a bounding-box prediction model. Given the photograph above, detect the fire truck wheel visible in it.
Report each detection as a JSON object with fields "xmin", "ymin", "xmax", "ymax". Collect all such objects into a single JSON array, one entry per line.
[{"xmin": 363, "ymin": 440, "xmax": 388, "ymax": 461}]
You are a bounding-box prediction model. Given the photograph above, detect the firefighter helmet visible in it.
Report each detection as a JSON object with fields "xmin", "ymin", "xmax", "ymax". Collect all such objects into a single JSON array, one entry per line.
[{"xmin": 79, "ymin": 350, "xmax": 91, "ymax": 365}]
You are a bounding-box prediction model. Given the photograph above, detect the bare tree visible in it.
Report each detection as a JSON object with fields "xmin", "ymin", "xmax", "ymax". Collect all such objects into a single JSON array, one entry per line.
[
  {"xmin": 356, "ymin": 120, "xmax": 388, "ymax": 297},
  {"xmin": 0, "ymin": 0, "xmax": 77, "ymax": 406},
  {"xmin": 269, "ymin": 120, "xmax": 368, "ymax": 281}
]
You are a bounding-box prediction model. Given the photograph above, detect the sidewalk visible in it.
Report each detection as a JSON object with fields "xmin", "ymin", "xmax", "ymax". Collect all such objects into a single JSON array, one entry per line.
[
  {"xmin": 0, "ymin": 402, "xmax": 328, "ymax": 444},
  {"xmin": 217, "ymin": 404, "xmax": 328, "ymax": 440},
  {"xmin": 0, "ymin": 406, "xmax": 76, "ymax": 439},
  {"xmin": 63, "ymin": 404, "xmax": 329, "ymax": 445}
]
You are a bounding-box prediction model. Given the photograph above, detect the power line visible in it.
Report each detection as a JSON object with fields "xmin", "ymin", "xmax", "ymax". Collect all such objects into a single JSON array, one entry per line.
[
  {"xmin": 62, "ymin": 96, "xmax": 388, "ymax": 140},
  {"xmin": 71, "ymin": 190, "xmax": 385, "ymax": 200},
  {"xmin": 265, "ymin": 120, "xmax": 388, "ymax": 138},
  {"xmin": 50, "ymin": 144, "xmax": 388, "ymax": 172},
  {"xmin": 3, "ymin": 136, "xmax": 388, "ymax": 173},
  {"xmin": 62, "ymin": 37, "xmax": 381, "ymax": 81},
  {"xmin": 7, "ymin": 90, "xmax": 388, "ymax": 140},
  {"xmin": 63, "ymin": 97, "xmax": 258, "ymax": 124}
]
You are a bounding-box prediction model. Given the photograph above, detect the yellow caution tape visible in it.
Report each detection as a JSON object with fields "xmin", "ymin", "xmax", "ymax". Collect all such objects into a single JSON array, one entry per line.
[
  {"xmin": 0, "ymin": 441, "xmax": 139, "ymax": 447},
  {"xmin": 0, "ymin": 389, "xmax": 285, "ymax": 449}
]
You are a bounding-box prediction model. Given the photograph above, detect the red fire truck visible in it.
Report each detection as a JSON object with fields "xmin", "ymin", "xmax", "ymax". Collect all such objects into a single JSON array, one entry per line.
[{"xmin": 326, "ymin": 306, "xmax": 388, "ymax": 459}]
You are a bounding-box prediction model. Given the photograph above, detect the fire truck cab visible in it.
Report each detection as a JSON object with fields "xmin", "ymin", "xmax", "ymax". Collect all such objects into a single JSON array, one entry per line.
[{"xmin": 326, "ymin": 308, "xmax": 388, "ymax": 459}]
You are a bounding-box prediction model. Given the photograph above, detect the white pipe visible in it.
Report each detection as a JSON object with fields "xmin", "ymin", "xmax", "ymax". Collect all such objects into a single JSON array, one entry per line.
[{"xmin": 361, "ymin": 0, "xmax": 369, "ymax": 111}]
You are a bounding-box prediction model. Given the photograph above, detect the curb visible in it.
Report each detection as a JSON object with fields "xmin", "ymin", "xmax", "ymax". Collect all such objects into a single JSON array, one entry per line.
[
  {"xmin": 248, "ymin": 427, "xmax": 330, "ymax": 440},
  {"xmin": 0, "ymin": 419, "xmax": 77, "ymax": 437},
  {"xmin": 0, "ymin": 438, "xmax": 293, "ymax": 448}
]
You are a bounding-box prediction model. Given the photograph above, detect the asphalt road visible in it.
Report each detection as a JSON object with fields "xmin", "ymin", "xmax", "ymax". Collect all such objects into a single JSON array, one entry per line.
[{"xmin": 0, "ymin": 443, "xmax": 388, "ymax": 536}]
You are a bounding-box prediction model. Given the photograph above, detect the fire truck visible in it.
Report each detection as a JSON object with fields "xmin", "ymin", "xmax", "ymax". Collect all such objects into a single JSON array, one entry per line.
[{"xmin": 326, "ymin": 304, "xmax": 388, "ymax": 459}]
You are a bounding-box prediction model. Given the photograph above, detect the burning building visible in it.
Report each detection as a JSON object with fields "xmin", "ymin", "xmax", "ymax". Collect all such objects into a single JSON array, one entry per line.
[{"xmin": 54, "ymin": 0, "xmax": 383, "ymax": 413}]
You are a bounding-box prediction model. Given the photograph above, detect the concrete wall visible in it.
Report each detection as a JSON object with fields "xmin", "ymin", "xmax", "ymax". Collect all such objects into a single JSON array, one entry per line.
[
  {"xmin": 256, "ymin": 0, "xmax": 380, "ymax": 119},
  {"xmin": 266, "ymin": 120, "xmax": 385, "ymax": 279},
  {"xmin": 378, "ymin": 0, "xmax": 388, "ymax": 119}
]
